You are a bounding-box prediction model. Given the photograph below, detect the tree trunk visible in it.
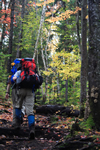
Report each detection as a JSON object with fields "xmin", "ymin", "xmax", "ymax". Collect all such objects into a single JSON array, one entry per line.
[
  {"xmin": 16, "ymin": 0, "xmax": 25, "ymax": 58},
  {"xmin": 80, "ymin": 0, "xmax": 87, "ymax": 118},
  {"xmin": 65, "ymin": 79, "xmax": 68, "ymax": 102},
  {"xmin": 76, "ymin": 0, "xmax": 81, "ymax": 54},
  {"xmin": 7, "ymin": 0, "xmax": 15, "ymax": 73},
  {"xmin": 57, "ymin": 73, "xmax": 60, "ymax": 98},
  {"xmin": 88, "ymin": 0, "xmax": 100, "ymax": 130},
  {"xmin": 33, "ymin": 3, "xmax": 46, "ymax": 59},
  {"xmin": 0, "ymin": 0, "xmax": 7, "ymax": 51},
  {"xmin": 40, "ymin": 30, "xmax": 49, "ymax": 103}
]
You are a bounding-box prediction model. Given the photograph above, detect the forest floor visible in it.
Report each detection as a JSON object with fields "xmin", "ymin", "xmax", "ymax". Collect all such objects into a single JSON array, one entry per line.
[{"xmin": 1, "ymin": 99, "xmax": 100, "ymax": 150}]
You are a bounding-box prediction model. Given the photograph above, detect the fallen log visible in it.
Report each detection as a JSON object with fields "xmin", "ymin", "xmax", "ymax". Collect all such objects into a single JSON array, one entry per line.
[
  {"xmin": 53, "ymin": 136, "xmax": 96, "ymax": 150},
  {"xmin": 0, "ymin": 126, "xmax": 45, "ymax": 138},
  {"xmin": 0, "ymin": 125, "xmax": 66, "ymax": 141},
  {"xmin": 36, "ymin": 105, "xmax": 79, "ymax": 117}
]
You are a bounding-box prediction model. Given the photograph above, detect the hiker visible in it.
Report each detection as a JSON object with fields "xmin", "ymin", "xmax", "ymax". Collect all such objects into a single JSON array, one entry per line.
[
  {"xmin": 5, "ymin": 82, "xmax": 25, "ymax": 126},
  {"xmin": 12, "ymin": 58, "xmax": 40, "ymax": 139},
  {"xmin": 5, "ymin": 59, "xmax": 25, "ymax": 127}
]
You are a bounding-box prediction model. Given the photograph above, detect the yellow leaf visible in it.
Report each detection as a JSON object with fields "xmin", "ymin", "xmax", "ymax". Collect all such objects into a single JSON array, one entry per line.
[
  {"xmin": 36, "ymin": 3, "xmax": 42, "ymax": 6},
  {"xmin": 85, "ymin": 15, "xmax": 88, "ymax": 19}
]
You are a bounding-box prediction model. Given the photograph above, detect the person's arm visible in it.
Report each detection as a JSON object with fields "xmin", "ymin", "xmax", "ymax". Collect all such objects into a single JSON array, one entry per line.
[
  {"xmin": 13, "ymin": 70, "xmax": 21, "ymax": 81},
  {"xmin": 5, "ymin": 83, "xmax": 11, "ymax": 99}
]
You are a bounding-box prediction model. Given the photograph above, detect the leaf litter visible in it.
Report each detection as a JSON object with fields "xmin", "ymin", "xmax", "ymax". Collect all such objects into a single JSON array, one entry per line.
[{"xmin": 1, "ymin": 100, "xmax": 100, "ymax": 149}]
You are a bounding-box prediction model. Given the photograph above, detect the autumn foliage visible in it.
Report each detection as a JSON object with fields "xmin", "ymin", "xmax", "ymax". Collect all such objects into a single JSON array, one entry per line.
[{"xmin": 0, "ymin": 9, "xmax": 16, "ymax": 31}]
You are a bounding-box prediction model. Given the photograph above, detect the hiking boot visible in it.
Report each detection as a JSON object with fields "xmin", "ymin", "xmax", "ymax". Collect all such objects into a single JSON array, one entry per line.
[
  {"xmin": 11, "ymin": 117, "xmax": 22, "ymax": 129},
  {"xmin": 11, "ymin": 113, "xmax": 23, "ymax": 129},
  {"xmin": 11, "ymin": 122, "xmax": 21, "ymax": 129},
  {"xmin": 29, "ymin": 124, "xmax": 35, "ymax": 140}
]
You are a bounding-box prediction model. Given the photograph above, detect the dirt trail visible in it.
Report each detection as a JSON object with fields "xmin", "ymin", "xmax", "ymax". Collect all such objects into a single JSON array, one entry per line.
[
  {"xmin": 1, "ymin": 103, "xmax": 100, "ymax": 150},
  {"xmin": 0, "ymin": 115, "xmax": 68, "ymax": 150}
]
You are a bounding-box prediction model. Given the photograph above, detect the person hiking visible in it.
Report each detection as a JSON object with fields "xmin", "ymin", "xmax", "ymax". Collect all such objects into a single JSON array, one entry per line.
[
  {"xmin": 12, "ymin": 58, "xmax": 40, "ymax": 139},
  {"xmin": 5, "ymin": 60, "xmax": 26, "ymax": 127},
  {"xmin": 5, "ymin": 78, "xmax": 25, "ymax": 127}
]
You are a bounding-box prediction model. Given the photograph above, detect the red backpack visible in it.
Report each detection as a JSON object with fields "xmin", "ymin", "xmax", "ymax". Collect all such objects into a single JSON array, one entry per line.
[{"xmin": 16, "ymin": 58, "xmax": 40, "ymax": 88}]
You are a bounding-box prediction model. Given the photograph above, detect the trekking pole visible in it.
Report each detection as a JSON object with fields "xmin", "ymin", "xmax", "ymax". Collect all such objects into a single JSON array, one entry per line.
[{"xmin": 11, "ymin": 82, "xmax": 15, "ymax": 89}]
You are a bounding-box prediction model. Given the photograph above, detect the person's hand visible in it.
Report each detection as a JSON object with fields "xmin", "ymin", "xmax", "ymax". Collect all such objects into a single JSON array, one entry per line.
[
  {"xmin": 13, "ymin": 76, "xmax": 17, "ymax": 81},
  {"xmin": 5, "ymin": 93, "xmax": 9, "ymax": 99}
]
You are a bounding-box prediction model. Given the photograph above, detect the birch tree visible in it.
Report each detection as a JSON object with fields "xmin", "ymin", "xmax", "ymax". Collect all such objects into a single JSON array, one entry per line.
[{"xmin": 33, "ymin": 3, "xmax": 46, "ymax": 59}]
